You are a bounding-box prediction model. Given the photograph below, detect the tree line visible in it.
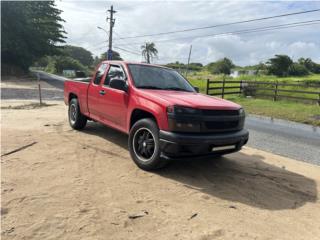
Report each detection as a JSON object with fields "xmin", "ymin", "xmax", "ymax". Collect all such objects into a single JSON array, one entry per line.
[{"xmin": 178, "ymin": 55, "xmax": 320, "ymax": 77}]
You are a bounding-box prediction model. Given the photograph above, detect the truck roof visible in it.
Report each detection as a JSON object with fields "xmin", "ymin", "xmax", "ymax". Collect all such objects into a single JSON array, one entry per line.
[{"xmin": 100, "ymin": 60, "xmax": 170, "ymax": 69}]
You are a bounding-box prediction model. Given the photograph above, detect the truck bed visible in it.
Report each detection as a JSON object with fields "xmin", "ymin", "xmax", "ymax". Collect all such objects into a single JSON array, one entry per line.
[
  {"xmin": 70, "ymin": 77, "xmax": 91, "ymax": 83},
  {"xmin": 64, "ymin": 79, "xmax": 90, "ymax": 115}
]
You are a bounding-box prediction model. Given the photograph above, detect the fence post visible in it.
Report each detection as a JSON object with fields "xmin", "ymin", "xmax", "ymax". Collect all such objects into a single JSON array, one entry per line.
[
  {"xmin": 222, "ymin": 75, "xmax": 226, "ymax": 99},
  {"xmin": 273, "ymin": 81, "xmax": 278, "ymax": 101},
  {"xmin": 206, "ymin": 78, "xmax": 209, "ymax": 95},
  {"xmin": 37, "ymin": 72, "xmax": 42, "ymax": 106}
]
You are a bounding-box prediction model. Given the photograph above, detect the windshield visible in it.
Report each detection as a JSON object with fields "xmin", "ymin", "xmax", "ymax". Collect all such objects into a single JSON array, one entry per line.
[{"xmin": 128, "ymin": 64, "xmax": 195, "ymax": 92}]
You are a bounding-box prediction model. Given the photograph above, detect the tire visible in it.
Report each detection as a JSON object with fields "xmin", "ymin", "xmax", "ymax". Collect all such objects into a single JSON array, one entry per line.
[
  {"xmin": 129, "ymin": 118, "xmax": 167, "ymax": 171},
  {"xmin": 68, "ymin": 98, "xmax": 87, "ymax": 130}
]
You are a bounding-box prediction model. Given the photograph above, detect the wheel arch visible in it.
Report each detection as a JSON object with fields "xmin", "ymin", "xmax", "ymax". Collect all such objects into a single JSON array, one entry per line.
[
  {"xmin": 129, "ymin": 108, "xmax": 158, "ymax": 130},
  {"xmin": 68, "ymin": 92, "xmax": 78, "ymax": 102}
]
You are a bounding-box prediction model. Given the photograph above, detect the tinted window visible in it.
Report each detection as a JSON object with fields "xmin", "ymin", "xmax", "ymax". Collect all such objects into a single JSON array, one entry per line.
[
  {"xmin": 128, "ymin": 64, "xmax": 195, "ymax": 92},
  {"xmin": 93, "ymin": 63, "xmax": 108, "ymax": 85},
  {"xmin": 104, "ymin": 65, "xmax": 126, "ymax": 86}
]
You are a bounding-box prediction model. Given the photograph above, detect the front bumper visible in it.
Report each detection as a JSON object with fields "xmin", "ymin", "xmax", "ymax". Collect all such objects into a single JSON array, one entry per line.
[{"xmin": 159, "ymin": 129, "xmax": 249, "ymax": 160}]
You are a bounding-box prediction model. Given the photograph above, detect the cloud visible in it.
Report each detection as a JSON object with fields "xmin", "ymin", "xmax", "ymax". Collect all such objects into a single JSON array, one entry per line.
[{"xmin": 56, "ymin": 0, "xmax": 320, "ymax": 66}]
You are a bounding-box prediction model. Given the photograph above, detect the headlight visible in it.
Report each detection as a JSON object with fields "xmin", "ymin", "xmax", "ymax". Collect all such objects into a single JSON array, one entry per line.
[
  {"xmin": 167, "ymin": 106, "xmax": 201, "ymax": 115},
  {"xmin": 167, "ymin": 106, "xmax": 201, "ymax": 132}
]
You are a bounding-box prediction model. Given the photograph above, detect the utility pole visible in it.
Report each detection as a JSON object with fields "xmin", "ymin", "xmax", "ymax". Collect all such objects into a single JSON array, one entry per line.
[
  {"xmin": 107, "ymin": 5, "xmax": 116, "ymax": 60},
  {"xmin": 185, "ymin": 45, "xmax": 192, "ymax": 77}
]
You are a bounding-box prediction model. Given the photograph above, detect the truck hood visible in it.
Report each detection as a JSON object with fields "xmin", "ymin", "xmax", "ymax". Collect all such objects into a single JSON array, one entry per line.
[{"xmin": 139, "ymin": 90, "xmax": 240, "ymax": 110}]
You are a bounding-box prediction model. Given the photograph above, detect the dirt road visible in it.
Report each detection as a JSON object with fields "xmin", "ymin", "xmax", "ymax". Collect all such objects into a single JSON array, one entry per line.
[{"xmin": 1, "ymin": 100, "xmax": 320, "ymax": 240}]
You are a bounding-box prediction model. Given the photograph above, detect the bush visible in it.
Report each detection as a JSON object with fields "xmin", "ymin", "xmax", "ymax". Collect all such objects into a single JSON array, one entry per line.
[
  {"xmin": 242, "ymin": 84, "xmax": 257, "ymax": 97},
  {"xmin": 267, "ymin": 55, "xmax": 293, "ymax": 77},
  {"xmin": 207, "ymin": 58, "xmax": 235, "ymax": 75},
  {"xmin": 44, "ymin": 56, "xmax": 88, "ymax": 75}
]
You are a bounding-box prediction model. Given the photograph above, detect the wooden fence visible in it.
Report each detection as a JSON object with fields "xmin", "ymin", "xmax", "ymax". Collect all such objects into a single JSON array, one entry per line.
[{"xmin": 206, "ymin": 78, "xmax": 320, "ymax": 105}]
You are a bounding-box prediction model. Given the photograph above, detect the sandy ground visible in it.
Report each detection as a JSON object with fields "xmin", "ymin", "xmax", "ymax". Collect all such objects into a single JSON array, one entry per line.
[{"xmin": 1, "ymin": 100, "xmax": 320, "ymax": 240}]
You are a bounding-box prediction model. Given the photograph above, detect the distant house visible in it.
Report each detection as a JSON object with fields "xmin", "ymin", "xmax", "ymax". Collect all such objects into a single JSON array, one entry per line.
[{"xmin": 230, "ymin": 69, "xmax": 257, "ymax": 78}]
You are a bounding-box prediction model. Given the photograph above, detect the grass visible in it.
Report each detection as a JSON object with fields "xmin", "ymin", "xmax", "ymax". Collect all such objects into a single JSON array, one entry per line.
[{"xmin": 226, "ymin": 96, "xmax": 320, "ymax": 126}]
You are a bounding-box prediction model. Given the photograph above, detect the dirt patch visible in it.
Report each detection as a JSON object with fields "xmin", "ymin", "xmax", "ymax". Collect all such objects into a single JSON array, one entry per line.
[{"xmin": 1, "ymin": 101, "xmax": 320, "ymax": 240}]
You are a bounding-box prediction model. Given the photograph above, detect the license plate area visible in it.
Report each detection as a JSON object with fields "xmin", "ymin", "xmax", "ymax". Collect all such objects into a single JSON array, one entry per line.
[{"xmin": 212, "ymin": 145, "xmax": 236, "ymax": 152}]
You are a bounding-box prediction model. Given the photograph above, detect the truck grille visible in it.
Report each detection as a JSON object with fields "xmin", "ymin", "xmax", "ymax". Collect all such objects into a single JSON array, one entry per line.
[
  {"xmin": 203, "ymin": 120, "xmax": 240, "ymax": 131},
  {"xmin": 202, "ymin": 109, "xmax": 239, "ymax": 116},
  {"xmin": 168, "ymin": 109, "xmax": 244, "ymax": 133},
  {"xmin": 201, "ymin": 109, "xmax": 243, "ymax": 132}
]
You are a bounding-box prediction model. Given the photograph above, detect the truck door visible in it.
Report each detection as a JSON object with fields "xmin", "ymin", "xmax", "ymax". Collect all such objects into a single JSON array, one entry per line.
[
  {"xmin": 99, "ymin": 64, "xmax": 129, "ymax": 130},
  {"xmin": 87, "ymin": 63, "xmax": 108, "ymax": 119}
]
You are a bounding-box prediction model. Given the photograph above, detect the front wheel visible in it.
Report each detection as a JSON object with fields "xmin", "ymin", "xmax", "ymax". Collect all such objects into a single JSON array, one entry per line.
[
  {"xmin": 129, "ymin": 118, "xmax": 167, "ymax": 171},
  {"xmin": 68, "ymin": 98, "xmax": 87, "ymax": 130}
]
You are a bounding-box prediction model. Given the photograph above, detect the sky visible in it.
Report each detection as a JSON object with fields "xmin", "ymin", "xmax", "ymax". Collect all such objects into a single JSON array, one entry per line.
[{"xmin": 56, "ymin": 0, "xmax": 320, "ymax": 66}]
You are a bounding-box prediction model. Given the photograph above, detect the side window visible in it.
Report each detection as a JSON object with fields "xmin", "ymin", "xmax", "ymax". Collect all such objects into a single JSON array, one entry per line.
[
  {"xmin": 104, "ymin": 65, "xmax": 126, "ymax": 86},
  {"xmin": 93, "ymin": 63, "xmax": 108, "ymax": 85}
]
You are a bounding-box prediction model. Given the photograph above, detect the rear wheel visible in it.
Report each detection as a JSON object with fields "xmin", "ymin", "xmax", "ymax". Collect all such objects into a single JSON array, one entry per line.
[
  {"xmin": 68, "ymin": 98, "xmax": 87, "ymax": 130},
  {"xmin": 129, "ymin": 118, "xmax": 167, "ymax": 170}
]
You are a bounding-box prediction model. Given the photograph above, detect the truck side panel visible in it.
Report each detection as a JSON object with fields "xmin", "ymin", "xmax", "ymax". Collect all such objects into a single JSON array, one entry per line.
[{"xmin": 64, "ymin": 81, "xmax": 90, "ymax": 116}]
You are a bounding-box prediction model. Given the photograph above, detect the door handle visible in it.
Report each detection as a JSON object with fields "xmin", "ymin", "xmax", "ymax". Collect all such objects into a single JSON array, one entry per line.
[{"xmin": 99, "ymin": 90, "xmax": 105, "ymax": 95}]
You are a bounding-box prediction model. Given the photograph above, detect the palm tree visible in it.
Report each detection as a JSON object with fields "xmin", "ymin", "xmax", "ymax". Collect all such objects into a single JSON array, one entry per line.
[{"xmin": 141, "ymin": 42, "xmax": 158, "ymax": 63}]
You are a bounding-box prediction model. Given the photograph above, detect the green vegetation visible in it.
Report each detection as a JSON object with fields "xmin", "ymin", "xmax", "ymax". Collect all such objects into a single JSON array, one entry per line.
[
  {"xmin": 226, "ymin": 96, "xmax": 320, "ymax": 126},
  {"xmin": 96, "ymin": 50, "xmax": 123, "ymax": 62},
  {"xmin": 43, "ymin": 56, "xmax": 89, "ymax": 75},
  {"xmin": 1, "ymin": 1, "xmax": 65, "ymax": 74},
  {"xmin": 141, "ymin": 42, "xmax": 158, "ymax": 63},
  {"xmin": 207, "ymin": 57, "xmax": 235, "ymax": 75},
  {"xmin": 63, "ymin": 45, "xmax": 94, "ymax": 66},
  {"xmin": 188, "ymin": 73, "xmax": 320, "ymax": 102},
  {"xmin": 33, "ymin": 47, "xmax": 125, "ymax": 77},
  {"xmin": 166, "ymin": 62, "xmax": 203, "ymax": 72}
]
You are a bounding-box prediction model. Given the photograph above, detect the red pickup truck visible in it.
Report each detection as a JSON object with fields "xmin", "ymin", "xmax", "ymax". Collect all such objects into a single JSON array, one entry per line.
[{"xmin": 64, "ymin": 61, "xmax": 248, "ymax": 170}]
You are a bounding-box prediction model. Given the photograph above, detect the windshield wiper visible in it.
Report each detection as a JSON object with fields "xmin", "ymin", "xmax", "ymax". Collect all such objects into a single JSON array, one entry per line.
[
  {"xmin": 137, "ymin": 86, "xmax": 164, "ymax": 90},
  {"xmin": 164, "ymin": 87, "xmax": 193, "ymax": 92}
]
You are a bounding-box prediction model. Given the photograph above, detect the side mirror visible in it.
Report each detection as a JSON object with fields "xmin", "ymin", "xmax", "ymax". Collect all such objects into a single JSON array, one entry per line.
[
  {"xmin": 110, "ymin": 79, "xmax": 128, "ymax": 92},
  {"xmin": 194, "ymin": 86, "xmax": 199, "ymax": 93}
]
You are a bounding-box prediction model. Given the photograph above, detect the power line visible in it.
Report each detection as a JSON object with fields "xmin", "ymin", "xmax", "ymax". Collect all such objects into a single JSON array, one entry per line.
[
  {"xmin": 82, "ymin": 19, "xmax": 320, "ymax": 54},
  {"xmin": 114, "ymin": 9, "xmax": 320, "ymax": 40},
  {"xmin": 113, "ymin": 31, "xmax": 141, "ymax": 53},
  {"xmin": 113, "ymin": 46, "xmax": 141, "ymax": 55},
  {"xmin": 87, "ymin": 41, "xmax": 108, "ymax": 52},
  {"xmin": 113, "ymin": 20, "xmax": 320, "ymax": 47}
]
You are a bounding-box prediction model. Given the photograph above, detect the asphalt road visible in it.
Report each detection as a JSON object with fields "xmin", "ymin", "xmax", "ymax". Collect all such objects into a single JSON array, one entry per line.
[
  {"xmin": 2, "ymin": 71, "xmax": 319, "ymax": 165},
  {"xmin": 245, "ymin": 116, "xmax": 320, "ymax": 165}
]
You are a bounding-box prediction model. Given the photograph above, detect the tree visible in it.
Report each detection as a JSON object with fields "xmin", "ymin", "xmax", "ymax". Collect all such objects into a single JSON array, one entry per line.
[
  {"xmin": 288, "ymin": 63, "xmax": 309, "ymax": 76},
  {"xmin": 99, "ymin": 50, "xmax": 123, "ymax": 61},
  {"xmin": 43, "ymin": 55, "xmax": 87, "ymax": 75},
  {"xmin": 1, "ymin": 1, "xmax": 66, "ymax": 73},
  {"xmin": 141, "ymin": 42, "xmax": 158, "ymax": 63},
  {"xmin": 207, "ymin": 58, "xmax": 235, "ymax": 75},
  {"xmin": 63, "ymin": 45, "xmax": 93, "ymax": 66},
  {"xmin": 298, "ymin": 57, "xmax": 320, "ymax": 73},
  {"xmin": 267, "ymin": 55, "xmax": 293, "ymax": 77}
]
